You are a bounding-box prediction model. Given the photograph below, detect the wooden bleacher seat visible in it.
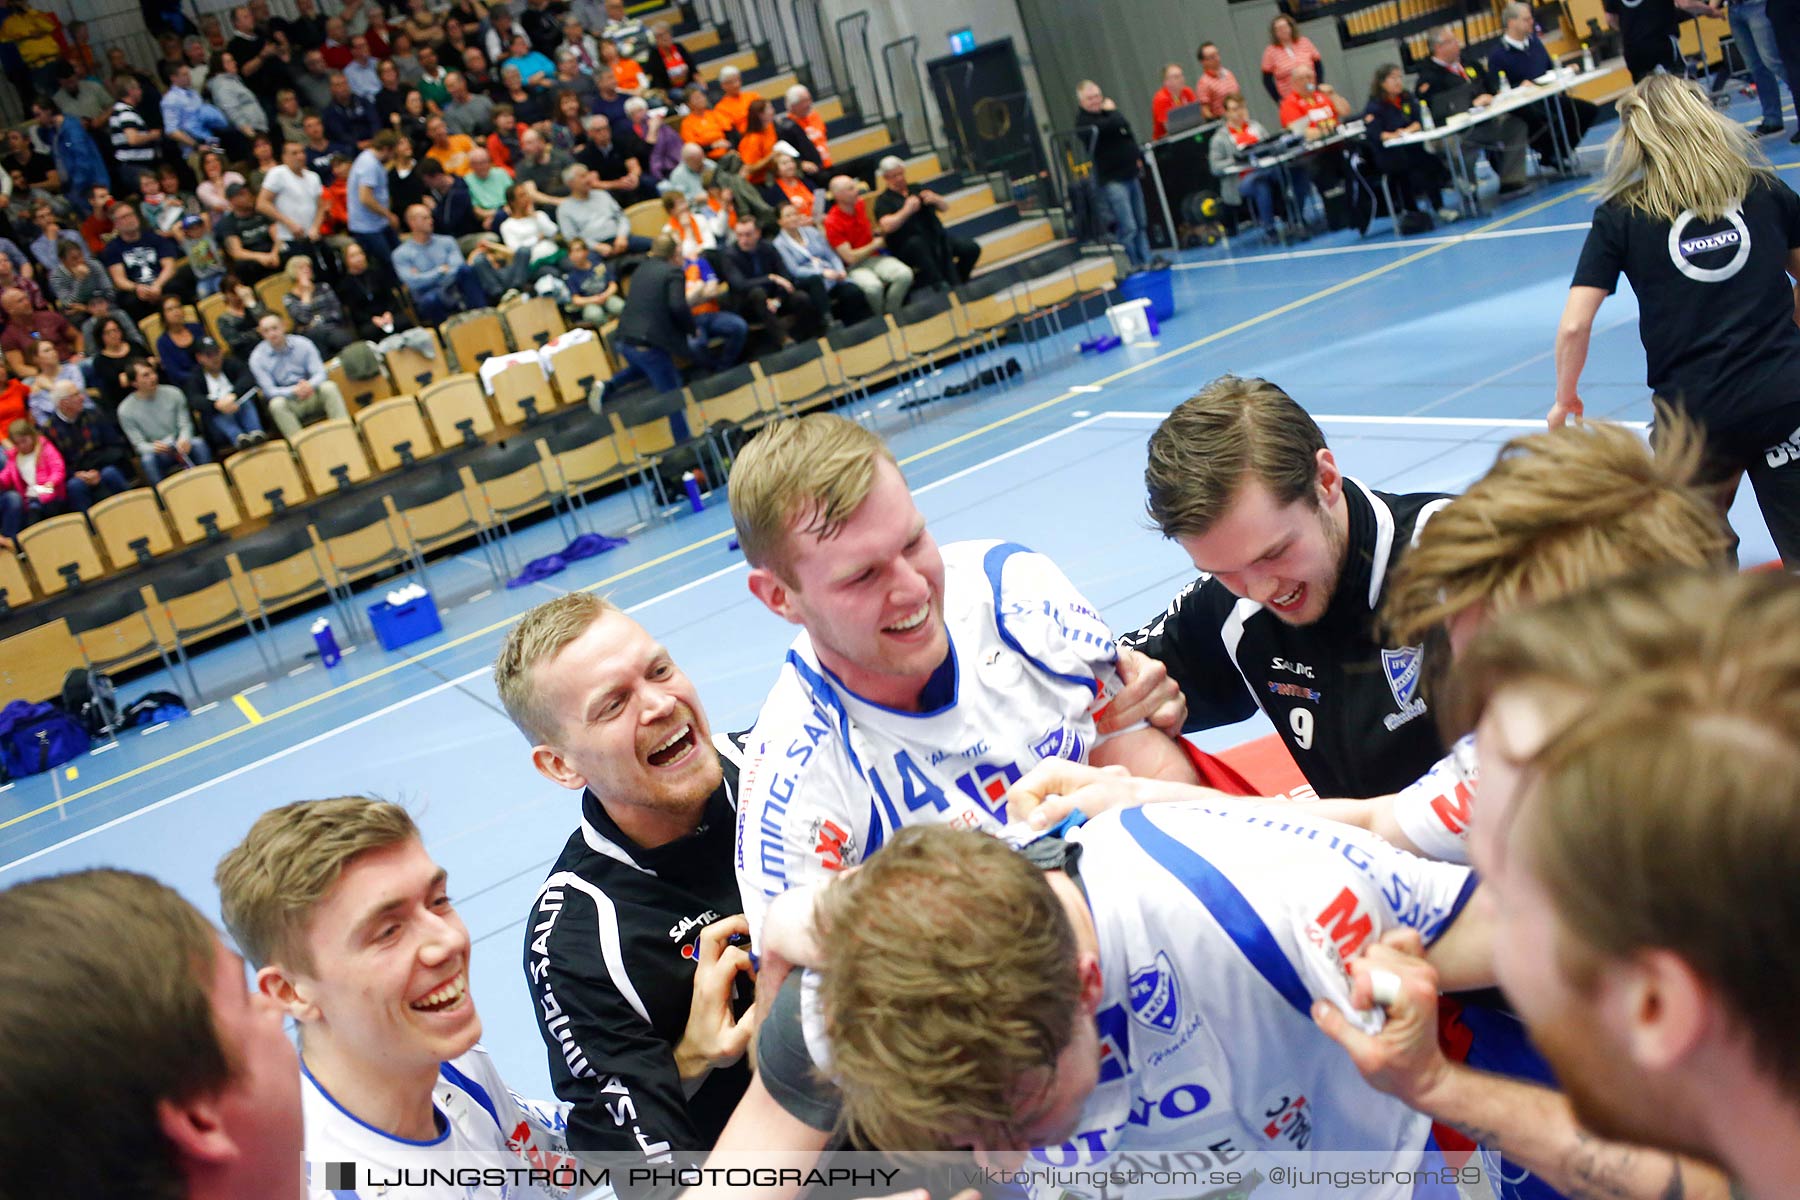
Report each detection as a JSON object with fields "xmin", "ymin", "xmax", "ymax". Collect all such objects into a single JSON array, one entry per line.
[
  {"xmin": 354, "ymin": 395, "xmax": 436, "ymax": 472},
  {"xmin": 501, "ymin": 295, "xmax": 565, "ymax": 351},
  {"xmin": 384, "ymin": 327, "xmax": 451, "ymax": 392},
  {"xmin": 292, "ymin": 418, "xmax": 375, "ymax": 496},
  {"xmin": 225, "ymin": 441, "xmax": 309, "ymax": 520},
  {"xmin": 419, "ymin": 374, "xmax": 496, "ymax": 450},
  {"xmin": 329, "ymin": 356, "xmax": 397, "ymax": 410},
  {"xmin": 87, "ymin": 488, "xmax": 176, "ymax": 571},
  {"xmin": 17, "ymin": 514, "xmax": 107, "ymax": 596},
  {"xmin": 0, "ymin": 547, "xmax": 32, "ymax": 612},
  {"xmin": 445, "ymin": 310, "xmax": 511, "ymax": 373},
  {"xmin": 197, "ymin": 292, "xmax": 229, "ymax": 346},
  {"xmin": 255, "ymin": 273, "xmax": 296, "ymax": 324},
  {"xmin": 158, "ymin": 464, "xmax": 245, "ymax": 545},
  {"xmin": 625, "ymin": 198, "xmax": 666, "ymax": 241},
  {"xmin": 547, "ymin": 334, "xmax": 612, "ymax": 408},
  {"xmin": 488, "ymin": 359, "xmax": 557, "ymax": 425}
]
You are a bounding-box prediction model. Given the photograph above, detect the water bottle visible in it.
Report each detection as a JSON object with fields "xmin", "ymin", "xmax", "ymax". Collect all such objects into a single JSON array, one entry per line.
[
  {"xmin": 1581, "ymin": 43, "xmax": 1594, "ymax": 74},
  {"xmin": 1421, "ymin": 101, "xmax": 1436, "ymax": 131},
  {"xmin": 682, "ymin": 470, "xmax": 704, "ymax": 513},
  {"xmin": 1498, "ymin": 72, "xmax": 1513, "ymax": 95},
  {"xmin": 311, "ymin": 617, "xmax": 342, "ymax": 667}
]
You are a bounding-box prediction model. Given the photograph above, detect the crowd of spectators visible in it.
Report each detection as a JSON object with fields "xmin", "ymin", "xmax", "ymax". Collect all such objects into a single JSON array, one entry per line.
[{"xmin": 0, "ymin": 0, "xmax": 989, "ymax": 550}]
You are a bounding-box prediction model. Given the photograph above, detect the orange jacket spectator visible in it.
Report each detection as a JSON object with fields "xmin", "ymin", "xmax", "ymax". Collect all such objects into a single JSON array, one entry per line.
[
  {"xmin": 1150, "ymin": 73, "xmax": 1196, "ymax": 140},
  {"xmin": 738, "ymin": 123, "xmax": 778, "ymax": 182},
  {"xmin": 0, "ymin": 372, "xmax": 27, "ymax": 431},
  {"xmin": 792, "ymin": 110, "xmax": 831, "ymax": 167},
  {"xmin": 714, "ymin": 87, "xmax": 761, "ymax": 132},
  {"xmin": 613, "ymin": 57, "xmax": 644, "ymax": 92},
  {"xmin": 681, "ymin": 106, "xmax": 735, "ymax": 159}
]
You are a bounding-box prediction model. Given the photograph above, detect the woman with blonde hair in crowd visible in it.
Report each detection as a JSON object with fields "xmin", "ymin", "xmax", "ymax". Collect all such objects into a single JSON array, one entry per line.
[{"xmin": 1554, "ymin": 73, "xmax": 1800, "ymax": 567}]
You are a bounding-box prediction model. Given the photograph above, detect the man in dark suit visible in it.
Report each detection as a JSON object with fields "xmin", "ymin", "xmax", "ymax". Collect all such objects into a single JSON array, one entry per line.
[
  {"xmin": 606, "ymin": 233, "xmax": 696, "ymax": 402},
  {"xmin": 1485, "ymin": 1, "xmax": 1599, "ymax": 171},
  {"xmin": 720, "ymin": 217, "xmax": 821, "ymax": 345},
  {"xmin": 1414, "ymin": 25, "xmax": 1529, "ymax": 197},
  {"xmin": 418, "ymin": 158, "xmax": 483, "ymax": 242}
]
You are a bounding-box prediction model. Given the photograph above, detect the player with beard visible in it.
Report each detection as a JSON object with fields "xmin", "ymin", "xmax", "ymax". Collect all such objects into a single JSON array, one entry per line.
[
  {"xmin": 728, "ymin": 413, "xmax": 1228, "ymax": 946},
  {"xmin": 216, "ymin": 798, "xmax": 575, "ymax": 1199},
  {"xmin": 1315, "ymin": 571, "xmax": 1792, "ymax": 1200},
  {"xmin": 1123, "ymin": 375, "xmax": 1454, "ymax": 800},
  {"xmin": 496, "ymin": 593, "xmax": 757, "ymax": 1158}
]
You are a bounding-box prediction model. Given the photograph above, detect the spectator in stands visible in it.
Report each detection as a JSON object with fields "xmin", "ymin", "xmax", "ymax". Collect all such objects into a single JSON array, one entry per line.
[
  {"xmin": 772, "ymin": 201, "xmax": 871, "ymax": 325},
  {"xmin": 603, "ymin": 0, "xmax": 649, "ymax": 62},
  {"xmin": 460, "ymin": 44, "xmax": 496, "ymax": 97},
  {"xmin": 249, "ymin": 314, "xmax": 347, "ymax": 439},
  {"xmin": 760, "ymin": 152, "xmax": 821, "ymax": 218},
  {"xmin": 1261, "ymin": 13, "xmax": 1323, "ymax": 101},
  {"xmin": 294, "ymin": 48, "xmax": 335, "ymax": 113},
  {"xmin": 281, "ymin": 256, "xmax": 355, "ymax": 357},
  {"xmin": 503, "ymin": 30, "xmax": 556, "ymax": 90},
  {"xmin": 88, "ymin": 315, "xmax": 147, "ymax": 414},
  {"xmin": 1487, "ymin": 2, "xmax": 1599, "ymax": 168},
  {"xmin": 442, "ymin": 71, "xmax": 495, "ymax": 137},
  {"xmin": 25, "ymin": 343, "xmax": 83, "ymax": 429},
  {"xmin": 645, "ymin": 21, "xmax": 695, "ymax": 96},
  {"xmin": 1193, "ymin": 42, "xmax": 1240, "ymax": 120},
  {"xmin": 599, "ymin": 36, "xmax": 647, "ymax": 98},
  {"xmin": 548, "ymin": 87, "xmax": 595, "ymax": 156},
  {"xmin": 51, "ymin": 66, "xmax": 117, "ymax": 133},
  {"xmin": 580, "ymin": 115, "xmax": 649, "ymax": 204},
  {"xmin": 29, "ymin": 205, "xmax": 92, "ymax": 276},
  {"xmin": 553, "ymin": 57, "xmax": 604, "ymax": 118},
  {"xmin": 216, "ymin": 182, "xmax": 283, "ymax": 285},
  {"xmin": 1076, "ymin": 81, "xmax": 1156, "ymax": 271},
  {"xmin": 392, "ymin": 202, "xmax": 489, "ymax": 322},
  {"xmin": 776, "ymin": 85, "xmax": 832, "ymax": 177},
  {"xmin": 107, "ymin": 76, "xmax": 165, "ymax": 197},
  {"xmin": 722, "ymin": 216, "xmax": 820, "ymax": 344},
  {"xmin": 608, "ymin": 233, "xmax": 706, "ymax": 396},
  {"xmin": 43, "ymin": 381, "xmax": 130, "ymax": 511},
  {"xmin": 559, "ymin": 16, "xmax": 600, "ymax": 74},
  {"xmin": 258, "ymin": 141, "xmax": 327, "ymax": 265},
  {"xmin": 461, "ymin": 147, "xmax": 513, "ymax": 227},
  {"xmin": 824, "ymin": 174, "xmax": 913, "ymax": 316},
  {"xmin": 1415, "ymin": 25, "xmax": 1529, "ymax": 198},
  {"xmin": 0, "ymin": 258, "xmax": 43, "ymax": 316},
  {"xmin": 715, "ymin": 65, "xmax": 762, "ymax": 133},
  {"xmin": 498, "ymin": 187, "xmax": 560, "ymax": 272},
  {"xmin": 154, "ymin": 295, "xmax": 209, "ymax": 391},
  {"xmin": 412, "ymin": 158, "xmax": 478, "ymax": 243},
  {"xmin": 163, "ymin": 64, "xmax": 242, "ymax": 161},
  {"xmin": 423, "ymin": 115, "xmax": 475, "ymax": 176},
  {"xmin": 31, "ymin": 99, "xmax": 109, "ymax": 217},
  {"xmin": 497, "ymin": 63, "xmax": 549, "ymax": 124},
  {"xmin": 415, "ymin": 44, "xmax": 450, "ymax": 105},
  {"xmin": 277, "ymin": 0, "xmax": 325, "ymax": 49},
  {"xmin": 515, "ymin": 126, "xmax": 575, "ymax": 207},
  {"xmin": 196, "ymin": 151, "xmax": 246, "ymax": 219},
  {"xmin": 0, "ymin": 417, "xmax": 64, "ymax": 546},
  {"xmin": 680, "ymin": 87, "xmax": 735, "ymax": 162},
  {"xmin": 1209, "ymin": 93, "xmax": 1284, "ymax": 238},
  {"xmin": 0, "ymin": 359, "xmax": 23, "ymax": 430},
  {"xmin": 214, "ymin": 275, "xmax": 268, "ymax": 360},
  {"xmin": 389, "ymin": 118, "xmax": 432, "ymax": 215},
  {"xmin": 1364, "ymin": 64, "xmax": 1460, "ymax": 227},
  {"xmin": 183, "ymin": 336, "xmax": 266, "ymax": 451},
  {"xmin": 627, "ymin": 97, "xmax": 685, "ymax": 185},
  {"xmin": 558, "ymin": 164, "xmax": 647, "ymax": 259},
  {"xmin": 347, "ymin": 131, "xmax": 402, "ymax": 264},
  {"xmin": 0, "ymin": 287, "xmax": 80, "ymax": 380},
  {"xmin": 336, "ymin": 241, "xmax": 410, "ymax": 342},
  {"xmin": 661, "ymin": 142, "xmax": 710, "ymax": 204},
  {"xmin": 556, "ymin": 238, "xmax": 623, "ymax": 325},
  {"xmin": 1150, "ymin": 63, "xmax": 1197, "ymax": 140},
  {"xmin": 661, "ymin": 190, "xmax": 715, "ymax": 259},
  {"xmin": 873, "ymin": 156, "xmax": 980, "ymax": 291},
  {"xmin": 119, "ymin": 360, "xmax": 212, "ymax": 482},
  {"xmin": 324, "ymin": 71, "xmax": 381, "ymax": 149},
  {"xmin": 208, "ymin": 51, "xmax": 268, "ymax": 142},
  {"xmin": 48, "ymin": 241, "xmax": 113, "ymax": 316},
  {"xmin": 737, "ymin": 99, "xmax": 780, "ymax": 186},
  {"xmin": 0, "ymin": 869, "xmax": 305, "ymax": 1200},
  {"xmin": 344, "ymin": 35, "xmax": 383, "ymax": 100}
]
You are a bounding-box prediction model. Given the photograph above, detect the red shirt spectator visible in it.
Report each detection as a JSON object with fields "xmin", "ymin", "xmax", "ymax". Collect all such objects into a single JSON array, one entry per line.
[
  {"xmin": 1260, "ymin": 17, "xmax": 1322, "ymax": 100},
  {"xmin": 823, "ymin": 199, "xmax": 873, "ymax": 253},
  {"xmin": 0, "ymin": 370, "xmax": 27, "ymax": 430},
  {"xmin": 1150, "ymin": 68, "xmax": 1196, "ymax": 140},
  {"xmin": 1193, "ymin": 63, "xmax": 1240, "ymax": 119},
  {"xmin": 0, "ymin": 308, "xmax": 78, "ymax": 375}
]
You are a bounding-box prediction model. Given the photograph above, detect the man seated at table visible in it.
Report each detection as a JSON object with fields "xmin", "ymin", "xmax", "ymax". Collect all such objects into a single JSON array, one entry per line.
[
  {"xmin": 1485, "ymin": 1, "xmax": 1600, "ymax": 171},
  {"xmin": 1278, "ymin": 61, "xmax": 1350, "ymax": 136},
  {"xmin": 1415, "ymin": 24, "xmax": 1529, "ymax": 197},
  {"xmin": 247, "ymin": 314, "xmax": 349, "ymax": 440},
  {"xmin": 872, "ymin": 155, "xmax": 979, "ymax": 292}
]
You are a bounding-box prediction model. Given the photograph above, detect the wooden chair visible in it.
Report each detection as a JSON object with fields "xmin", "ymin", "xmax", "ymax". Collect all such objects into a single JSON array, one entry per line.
[
  {"xmin": 138, "ymin": 303, "xmax": 200, "ymax": 350},
  {"xmin": 824, "ymin": 317, "xmax": 906, "ymax": 415},
  {"xmin": 149, "ymin": 558, "xmax": 270, "ymax": 696},
  {"xmin": 255, "ymin": 272, "xmax": 296, "ymax": 323},
  {"xmin": 546, "ymin": 333, "xmax": 612, "ymax": 409},
  {"xmin": 543, "ymin": 419, "xmax": 643, "ymax": 526},
  {"xmin": 625, "ymin": 198, "xmax": 666, "ymax": 241},
  {"xmin": 291, "ymin": 418, "xmax": 375, "ymax": 496},
  {"xmin": 328, "ymin": 356, "xmax": 397, "ymax": 410},
  {"xmin": 17, "ymin": 514, "xmax": 107, "ymax": 596},
  {"xmin": 87, "ymin": 488, "xmax": 176, "ymax": 571},
  {"xmin": 64, "ymin": 587, "xmax": 186, "ymax": 705},
  {"xmin": 354, "ymin": 395, "xmax": 436, "ymax": 472},
  {"xmin": 225, "ymin": 440, "xmax": 309, "ymax": 520},
  {"xmin": 753, "ymin": 340, "xmax": 838, "ymax": 417},
  {"xmin": 233, "ymin": 526, "xmax": 338, "ymax": 653},
  {"xmin": 383, "ymin": 327, "xmax": 451, "ymax": 392},
  {"xmin": 310, "ymin": 496, "xmax": 421, "ymax": 634},
  {"xmin": 0, "ymin": 547, "xmax": 32, "ymax": 613},
  {"xmin": 501, "ymin": 295, "xmax": 565, "ymax": 351},
  {"xmin": 488, "ymin": 358, "xmax": 557, "ymax": 425},
  {"xmin": 197, "ymin": 291, "xmax": 229, "ymax": 347},
  {"xmin": 468, "ymin": 441, "xmax": 570, "ymax": 573},
  {"xmin": 418, "ymin": 374, "xmax": 496, "ymax": 450},
  {"xmin": 444, "ymin": 309, "xmax": 511, "ymax": 373},
  {"xmin": 610, "ymin": 389, "xmax": 718, "ymax": 508},
  {"xmin": 386, "ymin": 469, "xmax": 502, "ymax": 589},
  {"xmin": 158, "ymin": 464, "xmax": 245, "ymax": 545}
]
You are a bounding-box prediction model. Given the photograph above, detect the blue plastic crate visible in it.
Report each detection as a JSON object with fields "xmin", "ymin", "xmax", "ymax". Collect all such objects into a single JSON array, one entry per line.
[
  {"xmin": 366, "ymin": 592, "xmax": 443, "ymax": 652},
  {"xmin": 1118, "ymin": 266, "xmax": 1175, "ymax": 322}
]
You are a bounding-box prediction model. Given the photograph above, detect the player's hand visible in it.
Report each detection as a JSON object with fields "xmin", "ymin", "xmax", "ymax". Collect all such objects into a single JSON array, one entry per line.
[
  {"xmin": 1005, "ymin": 758, "xmax": 1136, "ymax": 830},
  {"xmin": 675, "ymin": 914, "xmax": 754, "ymax": 1082},
  {"xmin": 1311, "ymin": 930, "xmax": 1451, "ymax": 1108},
  {"xmin": 1547, "ymin": 394, "xmax": 1582, "ymax": 429},
  {"xmin": 751, "ymin": 884, "xmax": 830, "ymax": 1029},
  {"xmin": 1096, "ymin": 646, "xmax": 1187, "ymax": 735}
]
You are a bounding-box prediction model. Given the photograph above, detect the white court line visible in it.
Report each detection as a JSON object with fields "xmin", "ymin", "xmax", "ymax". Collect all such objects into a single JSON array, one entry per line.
[
  {"xmin": 1173, "ymin": 221, "xmax": 1594, "ymax": 269},
  {"xmin": 1095, "ymin": 411, "xmax": 1648, "ymax": 430}
]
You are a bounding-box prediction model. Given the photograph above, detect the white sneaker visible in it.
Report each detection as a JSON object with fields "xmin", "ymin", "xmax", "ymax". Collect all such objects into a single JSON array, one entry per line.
[{"xmin": 1436, "ymin": 207, "xmax": 1462, "ymax": 224}]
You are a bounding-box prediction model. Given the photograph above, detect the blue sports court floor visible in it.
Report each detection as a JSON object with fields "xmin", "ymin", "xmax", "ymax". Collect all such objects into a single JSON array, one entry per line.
[{"xmin": 2, "ymin": 92, "xmax": 1789, "ymax": 1101}]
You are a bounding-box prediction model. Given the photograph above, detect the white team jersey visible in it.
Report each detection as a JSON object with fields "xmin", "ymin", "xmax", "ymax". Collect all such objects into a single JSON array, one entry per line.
[
  {"xmin": 1039, "ymin": 801, "xmax": 1477, "ymax": 1199},
  {"xmin": 734, "ymin": 539, "xmax": 1125, "ymax": 944},
  {"xmin": 304, "ymin": 1045, "xmax": 581, "ymax": 1199},
  {"xmin": 1389, "ymin": 734, "xmax": 1480, "ymax": 863}
]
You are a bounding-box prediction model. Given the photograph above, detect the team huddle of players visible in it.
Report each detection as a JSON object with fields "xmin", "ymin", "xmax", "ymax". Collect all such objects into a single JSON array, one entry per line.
[{"xmin": 1, "ymin": 376, "xmax": 1790, "ymax": 1200}]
